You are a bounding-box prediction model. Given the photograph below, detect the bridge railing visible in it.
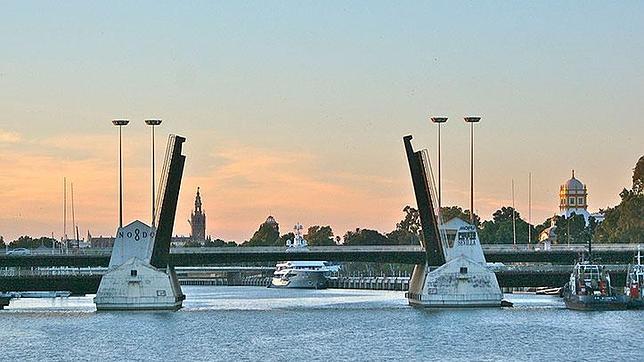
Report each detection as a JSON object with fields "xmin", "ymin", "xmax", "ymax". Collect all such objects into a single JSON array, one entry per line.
[{"xmin": 0, "ymin": 267, "xmax": 107, "ymax": 277}]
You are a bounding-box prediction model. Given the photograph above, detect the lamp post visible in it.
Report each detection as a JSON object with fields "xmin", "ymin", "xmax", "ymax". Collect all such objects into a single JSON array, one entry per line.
[
  {"xmin": 112, "ymin": 119, "xmax": 129, "ymax": 228},
  {"xmin": 430, "ymin": 117, "xmax": 448, "ymax": 209},
  {"xmin": 464, "ymin": 117, "xmax": 481, "ymax": 224},
  {"xmin": 145, "ymin": 119, "xmax": 162, "ymax": 227}
]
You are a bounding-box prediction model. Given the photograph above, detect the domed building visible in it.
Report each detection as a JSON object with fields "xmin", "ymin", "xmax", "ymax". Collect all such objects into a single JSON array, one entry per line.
[{"xmin": 559, "ymin": 170, "xmax": 591, "ymax": 222}]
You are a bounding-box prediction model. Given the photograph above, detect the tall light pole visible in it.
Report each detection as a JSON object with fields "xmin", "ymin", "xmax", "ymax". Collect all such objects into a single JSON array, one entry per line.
[
  {"xmin": 464, "ymin": 117, "xmax": 481, "ymax": 225},
  {"xmin": 145, "ymin": 119, "xmax": 162, "ymax": 227},
  {"xmin": 112, "ymin": 119, "xmax": 129, "ymax": 228},
  {"xmin": 430, "ymin": 117, "xmax": 448, "ymax": 210}
]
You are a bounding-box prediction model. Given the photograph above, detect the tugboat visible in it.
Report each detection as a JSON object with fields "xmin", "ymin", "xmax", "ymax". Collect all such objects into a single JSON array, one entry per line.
[
  {"xmin": 625, "ymin": 245, "xmax": 643, "ymax": 309},
  {"xmin": 562, "ymin": 233, "xmax": 629, "ymax": 311},
  {"xmin": 268, "ymin": 224, "xmax": 340, "ymax": 289},
  {"xmin": 562, "ymin": 262, "xmax": 628, "ymax": 310}
]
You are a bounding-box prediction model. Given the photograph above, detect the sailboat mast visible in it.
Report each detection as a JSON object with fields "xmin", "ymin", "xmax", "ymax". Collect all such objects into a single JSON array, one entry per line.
[
  {"xmin": 63, "ymin": 177, "xmax": 67, "ymax": 252},
  {"xmin": 512, "ymin": 179, "xmax": 516, "ymax": 246},
  {"xmin": 71, "ymin": 182, "xmax": 76, "ymax": 247},
  {"xmin": 528, "ymin": 172, "xmax": 532, "ymax": 246}
]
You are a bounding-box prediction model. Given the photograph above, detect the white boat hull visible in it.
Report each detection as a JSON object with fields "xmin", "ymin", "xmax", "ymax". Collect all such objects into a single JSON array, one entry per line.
[{"xmin": 269, "ymin": 271, "xmax": 329, "ymax": 289}]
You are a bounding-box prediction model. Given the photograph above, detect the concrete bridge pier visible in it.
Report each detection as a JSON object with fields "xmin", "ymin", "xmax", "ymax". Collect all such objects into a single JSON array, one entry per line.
[{"xmin": 226, "ymin": 271, "xmax": 243, "ymax": 286}]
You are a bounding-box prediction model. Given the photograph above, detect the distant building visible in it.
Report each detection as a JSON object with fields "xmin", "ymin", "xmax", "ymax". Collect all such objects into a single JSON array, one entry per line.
[
  {"xmin": 538, "ymin": 216, "xmax": 557, "ymax": 250},
  {"xmin": 88, "ymin": 188, "xmax": 211, "ymax": 249},
  {"xmin": 189, "ymin": 187, "xmax": 207, "ymax": 242},
  {"xmin": 89, "ymin": 234, "xmax": 116, "ymax": 248},
  {"xmin": 558, "ymin": 170, "xmax": 606, "ymax": 225},
  {"xmin": 559, "ymin": 170, "xmax": 591, "ymax": 222}
]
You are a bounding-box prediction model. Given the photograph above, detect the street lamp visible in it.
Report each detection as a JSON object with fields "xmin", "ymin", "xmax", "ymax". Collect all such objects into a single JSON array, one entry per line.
[
  {"xmin": 112, "ymin": 119, "xmax": 130, "ymax": 228},
  {"xmin": 464, "ymin": 117, "xmax": 481, "ymax": 225},
  {"xmin": 430, "ymin": 117, "xmax": 448, "ymax": 209},
  {"xmin": 145, "ymin": 119, "xmax": 162, "ymax": 227}
]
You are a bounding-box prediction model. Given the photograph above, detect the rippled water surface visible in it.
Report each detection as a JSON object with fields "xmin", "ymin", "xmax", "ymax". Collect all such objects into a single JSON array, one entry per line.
[{"xmin": 1, "ymin": 287, "xmax": 641, "ymax": 361}]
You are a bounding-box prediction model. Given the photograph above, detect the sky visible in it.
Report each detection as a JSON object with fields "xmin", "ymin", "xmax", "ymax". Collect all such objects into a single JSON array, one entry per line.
[{"xmin": 0, "ymin": 2, "xmax": 642, "ymax": 243}]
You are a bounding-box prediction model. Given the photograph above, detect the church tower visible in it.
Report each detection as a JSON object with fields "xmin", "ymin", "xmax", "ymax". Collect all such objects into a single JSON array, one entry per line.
[
  {"xmin": 189, "ymin": 187, "xmax": 206, "ymax": 241},
  {"xmin": 559, "ymin": 170, "xmax": 590, "ymax": 222}
]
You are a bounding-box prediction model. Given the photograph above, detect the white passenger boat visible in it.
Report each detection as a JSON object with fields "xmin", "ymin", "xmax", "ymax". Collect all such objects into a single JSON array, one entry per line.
[{"xmin": 269, "ymin": 224, "xmax": 340, "ymax": 289}]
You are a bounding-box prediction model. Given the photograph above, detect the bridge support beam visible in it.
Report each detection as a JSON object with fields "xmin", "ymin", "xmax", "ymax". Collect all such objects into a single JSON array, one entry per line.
[{"xmin": 95, "ymin": 135, "xmax": 187, "ymax": 311}]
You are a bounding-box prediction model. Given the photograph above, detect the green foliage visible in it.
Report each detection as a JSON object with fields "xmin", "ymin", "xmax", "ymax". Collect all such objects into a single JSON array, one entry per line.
[
  {"xmin": 594, "ymin": 189, "xmax": 643, "ymax": 243},
  {"xmin": 243, "ymin": 222, "xmax": 280, "ymax": 246},
  {"xmin": 279, "ymin": 232, "xmax": 295, "ymax": 246},
  {"xmin": 396, "ymin": 206, "xmax": 421, "ymax": 234},
  {"xmin": 478, "ymin": 206, "xmax": 536, "ymax": 244},
  {"xmin": 440, "ymin": 206, "xmax": 480, "ymax": 226},
  {"xmin": 554, "ymin": 214, "xmax": 593, "ymax": 244},
  {"xmin": 9, "ymin": 236, "xmax": 56, "ymax": 249},
  {"xmin": 385, "ymin": 229, "xmax": 420, "ymax": 245},
  {"xmin": 633, "ymin": 155, "xmax": 644, "ymax": 195},
  {"xmin": 387, "ymin": 206, "xmax": 421, "ymax": 245},
  {"xmin": 593, "ymin": 157, "xmax": 644, "ymax": 243},
  {"xmin": 305, "ymin": 226, "xmax": 336, "ymax": 246},
  {"xmin": 343, "ymin": 228, "xmax": 389, "ymax": 245}
]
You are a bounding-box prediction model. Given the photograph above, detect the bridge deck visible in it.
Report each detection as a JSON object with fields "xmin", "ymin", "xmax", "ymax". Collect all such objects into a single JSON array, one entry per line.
[
  {"xmin": 0, "ymin": 264, "xmax": 629, "ymax": 292},
  {"xmin": 0, "ymin": 244, "xmax": 639, "ymax": 267}
]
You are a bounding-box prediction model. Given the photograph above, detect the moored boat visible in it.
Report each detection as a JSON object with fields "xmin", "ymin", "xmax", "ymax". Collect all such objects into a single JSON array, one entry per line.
[
  {"xmin": 562, "ymin": 262, "xmax": 628, "ymax": 311},
  {"xmin": 269, "ymin": 224, "xmax": 340, "ymax": 289},
  {"xmin": 625, "ymin": 246, "xmax": 643, "ymax": 309}
]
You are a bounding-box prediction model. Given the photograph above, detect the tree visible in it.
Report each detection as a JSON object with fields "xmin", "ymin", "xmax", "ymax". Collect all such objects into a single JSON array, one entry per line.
[
  {"xmin": 243, "ymin": 222, "xmax": 280, "ymax": 246},
  {"xmin": 388, "ymin": 206, "xmax": 422, "ymax": 245},
  {"xmin": 305, "ymin": 226, "xmax": 335, "ymax": 246},
  {"xmin": 396, "ymin": 206, "xmax": 421, "ymax": 234},
  {"xmin": 594, "ymin": 156, "xmax": 644, "ymax": 243},
  {"xmin": 440, "ymin": 206, "xmax": 480, "ymax": 226},
  {"xmin": 343, "ymin": 228, "xmax": 390, "ymax": 246},
  {"xmin": 386, "ymin": 229, "xmax": 420, "ymax": 245},
  {"xmin": 595, "ymin": 189, "xmax": 643, "ymax": 243},
  {"xmin": 8, "ymin": 236, "xmax": 56, "ymax": 249},
  {"xmin": 633, "ymin": 155, "xmax": 644, "ymax": 195},
  {"xmin": 555, "ymin": 214, "xmax": 592, "ymax": 245},
  {"xmin": 478, "ymin": 206, "xmax": 536, "ymax": 244},
  {"xmin": 279, "ymin": 232, "xmax": 295, "ymax": 246}
]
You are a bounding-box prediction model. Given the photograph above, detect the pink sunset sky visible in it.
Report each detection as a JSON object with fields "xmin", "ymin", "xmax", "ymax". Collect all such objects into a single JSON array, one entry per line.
[{"xmin": 1, "ymin": 2, "xmax": 642, "ymax": 243}]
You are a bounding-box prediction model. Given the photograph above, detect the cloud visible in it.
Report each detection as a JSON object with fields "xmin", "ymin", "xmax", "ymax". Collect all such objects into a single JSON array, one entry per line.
[
  {"xmin": 0, "ymin": 129, "xmax": 21, "ymax": 144},
  {"xmin": 1, "ymin": 134, "xmax": 410, "ymax": 243},
  {"xmin": 175, "ymin": 141, "xmax": 409, "ymax": 242}
]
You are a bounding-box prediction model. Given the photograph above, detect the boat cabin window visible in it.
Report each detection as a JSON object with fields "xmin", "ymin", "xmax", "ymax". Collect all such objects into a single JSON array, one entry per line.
[{"xmin": 130, "ymin": 270, "xmax": 138, "ymax": 277}]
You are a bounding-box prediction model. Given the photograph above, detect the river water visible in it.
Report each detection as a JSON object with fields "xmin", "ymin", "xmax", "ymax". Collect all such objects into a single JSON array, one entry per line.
[{"xmin": 1, "ymin": 286, "xmax": 641, "ymax": 361}]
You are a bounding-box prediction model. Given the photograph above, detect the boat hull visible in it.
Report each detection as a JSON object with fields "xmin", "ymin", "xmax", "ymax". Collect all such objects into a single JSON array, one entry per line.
[
  {"xmin": 626, "ymin": 298, "xmax": 644, "ymax": 310},
  {"xmin": 563, "ymin": 294, "xmax": 629, "ymax": 311},
  {"xmin": 269, "ymin": 271, "xmax": 329, "ymax": 289}
]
